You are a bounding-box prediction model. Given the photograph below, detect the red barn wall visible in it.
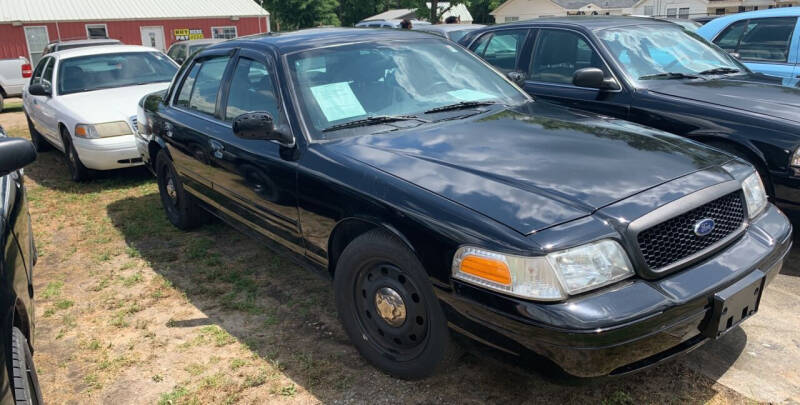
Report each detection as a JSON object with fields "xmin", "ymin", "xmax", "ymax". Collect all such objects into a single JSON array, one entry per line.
[{"xmin": 0, "ymin": 16, "xmax": 268, "ymax": 60}]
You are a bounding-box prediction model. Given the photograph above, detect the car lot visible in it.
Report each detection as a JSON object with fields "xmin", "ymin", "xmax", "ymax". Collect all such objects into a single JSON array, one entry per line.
[{"xmin": 1, "ymin": 105, "xmax": 798, "ymax": 403}]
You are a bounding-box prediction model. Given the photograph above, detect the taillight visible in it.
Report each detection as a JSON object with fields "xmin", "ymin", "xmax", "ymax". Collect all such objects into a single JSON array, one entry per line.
[{"xmin": 21, "ymin": 63, "xmax": 32, "ymax": 78}]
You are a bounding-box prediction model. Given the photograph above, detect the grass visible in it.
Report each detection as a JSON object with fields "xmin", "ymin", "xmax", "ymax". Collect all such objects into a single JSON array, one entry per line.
[{"xmin": 41, "ymin": 281, "xmax": 64, "ymax": 299}]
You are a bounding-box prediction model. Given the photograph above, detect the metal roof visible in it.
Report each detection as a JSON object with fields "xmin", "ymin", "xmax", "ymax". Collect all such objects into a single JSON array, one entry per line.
[{"xmin": 0, "ymin": 0, "xmax": 269, "ymax": 23}]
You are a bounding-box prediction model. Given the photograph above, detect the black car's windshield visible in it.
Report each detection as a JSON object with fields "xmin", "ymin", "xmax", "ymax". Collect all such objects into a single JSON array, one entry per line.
[
  {"xmin": 597, "ymin": 24, "xmax": 743, "ymax": 83},
  {"xmin": 287, "ymin": 40, "xmax": 529, "ymax": 140},
  {"xmin": 58, "ymin": 52, "xmax": 178, "ymax": 95}
]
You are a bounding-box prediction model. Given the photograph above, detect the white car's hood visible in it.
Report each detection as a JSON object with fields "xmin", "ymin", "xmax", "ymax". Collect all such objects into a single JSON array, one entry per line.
[{"xmin": 59, "ymin": 82, "xmax": 170, "ymax": 123}]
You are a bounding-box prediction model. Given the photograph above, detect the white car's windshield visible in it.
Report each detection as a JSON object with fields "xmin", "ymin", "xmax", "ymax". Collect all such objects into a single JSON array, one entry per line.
[
  {"xmin": 597, "ymin": 24, "xmax": 743, "ymax": 82},
  {"xmin": 287, "ymin": 40, "xmax": 529, "ymax": 140},
  {"xmin": 58, "ymin": 52, "xmax": 177, "ymax": 95}
]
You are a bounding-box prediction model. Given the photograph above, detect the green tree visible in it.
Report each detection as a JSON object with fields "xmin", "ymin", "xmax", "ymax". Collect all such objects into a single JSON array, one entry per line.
[
  {"xmin": 467, "ymin": 0, "xmax": 508, "ymax": 24},
  {"xmin": 262, "ymin": 0, "xmax": 341, "ymax": 31}
]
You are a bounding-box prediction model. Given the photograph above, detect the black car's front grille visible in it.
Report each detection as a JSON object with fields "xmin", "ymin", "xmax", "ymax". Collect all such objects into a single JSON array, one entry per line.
[{"xmin": 637, "ymin": 192, "xmax": 745, "ymax": 271}]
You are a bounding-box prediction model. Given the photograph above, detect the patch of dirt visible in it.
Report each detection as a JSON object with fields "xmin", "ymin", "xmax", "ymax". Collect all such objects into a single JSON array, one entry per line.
[
  {"xmin": 2, "ymin": 110, "xmax": 754, "ymax": 404},
  {"xmin": 0, "ymin": 98, "xmax": 26, "ymax": 129}
]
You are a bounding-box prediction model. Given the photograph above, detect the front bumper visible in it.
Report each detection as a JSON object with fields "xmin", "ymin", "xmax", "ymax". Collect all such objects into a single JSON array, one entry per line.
[
  {"xmin": 441, "ymin": 204, "xmax": 792, "ymax": 377},
  {"xmin": 73, "ymin": 135, "xmax": 143, "ymax": 171}
]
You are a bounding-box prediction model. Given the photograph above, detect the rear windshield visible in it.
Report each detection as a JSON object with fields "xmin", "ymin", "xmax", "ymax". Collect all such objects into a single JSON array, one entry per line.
[{"xmin": 58, "ymin": 52, "xmax": 177, "ymax": 95}]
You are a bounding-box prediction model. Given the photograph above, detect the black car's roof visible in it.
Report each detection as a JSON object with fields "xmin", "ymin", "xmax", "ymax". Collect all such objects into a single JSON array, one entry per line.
[
  {"xmin": 497, "ymin": 16, "xmax": 677, "ymax": 30},
  {"xmin": 221, "ymin": 28, "xmax": 442, "ymax": 54}
]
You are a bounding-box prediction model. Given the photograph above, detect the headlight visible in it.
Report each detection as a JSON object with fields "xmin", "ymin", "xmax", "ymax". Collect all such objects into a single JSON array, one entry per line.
[
  {"xmin": 452, "ymin": 240, "xmax": 634, "ymax": 301},
  {"xmin": 742, "ymin": 172, "xmax": 767, "ymax": 219},
  {"xmin": 75, "ymin": 121, "xmax": 133, "ymax": 139}
]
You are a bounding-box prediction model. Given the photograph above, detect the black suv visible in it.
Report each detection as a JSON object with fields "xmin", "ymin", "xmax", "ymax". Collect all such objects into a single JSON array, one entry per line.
[
  {"xmin": 136, "ymin": 29, "xmax": 792, "ymax": 379},
  {"xmin": 460, "ymin": 17, "xmax": 800, "ymax": 207},
  {"xmin": 0, "ymin": 127, "xmax": 42, "ymax": 404}
]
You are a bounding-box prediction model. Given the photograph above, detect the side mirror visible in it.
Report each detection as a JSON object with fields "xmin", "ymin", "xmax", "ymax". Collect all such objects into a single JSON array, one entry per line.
[
  {"xmin": 175, "ymin": 57, "xmax": 185, "ymax": 65},
  {"xmin": 506, "ymin": 71, "xmax": 526, "ymax": 84},
  {"xmin": 0, "ymin": 137, "xmax": 37, "ymax": 176},
  {"xmin": 28, "ymin": 83, "xmax": 51, "ymax": 97},
  {"xmin": 233, "ymin": 112, "xmax": 294, "ymax": 146},
  {"xmin": 572, "ymin": 67, "xmax": 618, "ymax": 90}
]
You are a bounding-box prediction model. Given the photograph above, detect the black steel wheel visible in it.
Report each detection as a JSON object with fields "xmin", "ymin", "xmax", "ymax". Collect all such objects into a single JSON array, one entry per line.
[
  {"xmin": 11, "ymin": 327, "xmax": 43, "ymax": 405},
  {"xmin": 61, "ymin": 128, "xmax": 88, "ymax": 182},
  {"xmin": 334, "ymin": 229, "xmax": 461, "ymax": 380},
  {"xmin": 156, "ymin": 149, "xmax": 206, "ymax": 230}
]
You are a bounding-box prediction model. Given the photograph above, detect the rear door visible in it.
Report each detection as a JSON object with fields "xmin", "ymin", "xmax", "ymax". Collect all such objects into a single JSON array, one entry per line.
[
  {"xmin": 162, "ymin": 50, "xmax": 234, "ymax": 197},
  {"xmin": 209, "ymin": 49, "xmax": 302, "ymax": 252},
  {"xmin": 522, "ymin": 28, "xmax": 631, "ymax": 118}
]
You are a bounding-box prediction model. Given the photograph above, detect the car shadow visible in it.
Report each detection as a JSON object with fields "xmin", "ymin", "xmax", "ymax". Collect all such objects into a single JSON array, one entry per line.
[
  {"xmin": 24, "ymin": 149, "xmax": 152, "ymax": 194},
  {"xmin": 778, "ymin": 206, "xmax": 800, "ymax": 277},
  {"xmin": 104, "ymin": 192, "xmax": 738, "ymax": 403}
]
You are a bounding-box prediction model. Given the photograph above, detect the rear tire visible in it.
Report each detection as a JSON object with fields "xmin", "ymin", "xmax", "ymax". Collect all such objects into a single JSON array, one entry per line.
[
  {"xmin": 0, "ymin": 93, "xmax": 4, "ymax": 112},
  {"xmin": 26, "ymin": 115, "xmax": 49, "ymax": 151},
  {"xmin": 156, "ymin": 149, "xmax": 206, "ymax": 230},
  {"xmin": 334, "ymin": 229, "xmax": 461, "ymax": 380},
  {"xmin": 61, "ymin": 128, "xmax": 89, "ymax": 182},
  {"xmin": 11, "ymin": 327, "xmax": 43, "ymax": 405}
]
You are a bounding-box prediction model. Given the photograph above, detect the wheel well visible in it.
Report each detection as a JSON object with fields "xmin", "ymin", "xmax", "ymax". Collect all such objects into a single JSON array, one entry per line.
[
  {"xmin": 697, "ymin": 136, "xmax": 774, "ymax": 194},
  {"xmin": 148, "ymin": 140, "xmax": 163, "ymax": 169},
  {"xmin": 327, "ymin": 219, "xmax": 378, "ymax": 276},
  {"xmin": 0, "ymin": 86, "xmax": 6, "ymax": 98},
  {"xmin": 13, "ymin": 299, "xmax": 31, "ymax": 347}
]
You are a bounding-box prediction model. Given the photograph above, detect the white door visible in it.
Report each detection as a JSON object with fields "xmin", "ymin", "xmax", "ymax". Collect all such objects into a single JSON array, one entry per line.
[
  {"xmin": 23, "ymin": 26, "xmax": 49, "ymax": 68},
  {"xmin": 140, "ymin": 26, "xmax": 166, "ymax": 52}
]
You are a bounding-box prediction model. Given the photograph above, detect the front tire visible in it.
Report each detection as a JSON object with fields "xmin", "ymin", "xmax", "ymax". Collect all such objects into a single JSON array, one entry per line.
[
  {"xmin": 61, "ymin": 128, "xmax": 89, "ymax": 182},
  {"xmin": 334, "ymin": 229, "xmax": 460, "ymax": 380},
  {"xmin": 156, "ymin": 149, "xmax": 206, "ymax": 230},
  {"xmin": 11, "ymin": 327, "xmax": 43, "ymax": 405}
]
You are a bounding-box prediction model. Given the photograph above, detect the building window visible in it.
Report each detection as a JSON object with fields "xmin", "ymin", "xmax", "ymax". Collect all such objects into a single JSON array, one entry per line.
[
  {"xmin": 738, "ymin": 6, "xmax": 745, "ymax": 12},
  {"xmin": 716, "ymin": 8, "xmax": 726, "ymax": 14},
  {"xmin": 666, "ymin": 8, "xmax": 677, "ymax": 17},
  {"xmin": 678, "ymin": 7, "xmax": 690, "ymax": 18},
  {"xmin": 211, "ymin": 26, "xmax": 237, "ymax": 39},
  {"xmin": 644, "ymin": 5, "xmax": 654, "ymax": 15},
  {"xmin": 86, "ymin": 24, "xmax": 108, "ymax": 39},
  {"xmin": 504, "ymin": 16, "xmax": 519, "ymax": 22}
]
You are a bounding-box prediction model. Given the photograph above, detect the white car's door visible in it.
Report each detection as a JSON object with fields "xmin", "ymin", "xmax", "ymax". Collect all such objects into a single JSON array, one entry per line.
[
  {"xmin": 24, "ymin": 57, "xmax": 50, "ymax": 131},
  {"xmin": 36, "ymin": 58, "xmax": 61, "ymax": 146}
]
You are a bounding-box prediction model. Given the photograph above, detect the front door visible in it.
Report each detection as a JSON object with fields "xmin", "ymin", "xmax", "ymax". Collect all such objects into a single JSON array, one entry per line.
[
  {"xmin": 23, "ymin": 26, "xmax": 49, "ymax": 68},
  {"xmin": 140, "ymin": 26, "xmax": 166, "ymax": 52},
  {"xmin": 522, "ymin": 28, "xmax": 630, "ymax": 119},
  {"xmin": 210, "ymin": 50, "xmax": 302, "ymax": 252}
]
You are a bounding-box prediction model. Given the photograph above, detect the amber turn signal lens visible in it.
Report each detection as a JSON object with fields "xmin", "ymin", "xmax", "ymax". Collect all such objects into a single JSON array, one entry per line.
[
  {"xmin": 75, "ymin": 126, "xmax": 88, "ymax": 137},
  {"xmin": 459, "ymin": 255, "xmax": 512, "ymax": 286}
]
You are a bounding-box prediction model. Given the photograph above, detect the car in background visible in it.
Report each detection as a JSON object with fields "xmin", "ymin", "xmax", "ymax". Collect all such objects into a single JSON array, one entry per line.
[
  {"xmin": 137, "ymin": 28, "xmax": 791, "ymax": 380},
  {"xmin": 413, "ymin": 23, "xmax": 485, "ymax": 42},
  {"xmin": 461, "ymin": 17, "xmax": 800, "ymax": 207},
  {"xmin": 0, "ymin": 57, "xmax": 32, "ymax": 112},
  {"xmin": 355, "ymin": 19, "xmax": 431, "ymax": 28},
  {"xmin": 0, "ymin": 126, "xmax": 42, "ymax": 404},
  {"xmin": 23, "ymin": 45, "xmax": 178, "ymax": 181},
  {"xmin": 697, "ymin": 8, "xmax": 800, "ymax": 86},
  {"xmin": 42, "ymin": 38, "xmax": 122, "ymax": 56},
  {"xmin": 166, "ymin": 39, "xmax": 224, "ymax": 65}
]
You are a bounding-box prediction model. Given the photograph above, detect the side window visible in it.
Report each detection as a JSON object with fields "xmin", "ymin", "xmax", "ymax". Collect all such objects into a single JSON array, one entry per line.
[
  {"xmin": 469, "ymin": 33, "xmax": 493, "ymax": 56},
  {"xmin": 175, "ymin": 56, "xmax": 231, "ymax": 116},
  {"xmin": 30, "ymin": 58, "xmax": 50, "ymax": 85},
  {"xmin": 529, "ymin": 29, "xmax": 605, "ymax": 85},
  {"xmin": 42, "ymin": 58, "xmax": 55, "ymax": 87},
  {"xmin": 168, "ymin": 45, "xmax": 187, "ymax": 62},
  {"xmin": 736, "ymin": 17, "xmax": 796, "ymax": 62},
  {"xmin": 714, "ymin": 20, "xmax": 748, "ymax": 53},
  {"xmin": 479, "ymin": 30, "xmax": 528, "ymax": 73},
  {"xmin": 224, "ymin": 58, "xmax": 280, "ymax": 121}
]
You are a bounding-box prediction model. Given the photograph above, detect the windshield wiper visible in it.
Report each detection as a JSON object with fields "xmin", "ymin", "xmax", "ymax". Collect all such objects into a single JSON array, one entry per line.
[
  {"xmin": 322, "ymin": 115, "xmax": 423, "ymax": 132},
  {"xmin": 424, "ymin": 101, "xmax": 498, "ymax": 114},
  {"xmin": 698, "ymin": 67, "xmax": 740, "ymax": 75},
  {"xmin": 638, "ymin": 72, "xmax": 700, "ymax": 80}
]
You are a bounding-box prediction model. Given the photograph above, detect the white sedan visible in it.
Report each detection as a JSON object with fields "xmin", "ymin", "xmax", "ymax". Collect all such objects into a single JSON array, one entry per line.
[{"xmin": 23, "ymin": 45, "xmax": 178, "ymax": 181}]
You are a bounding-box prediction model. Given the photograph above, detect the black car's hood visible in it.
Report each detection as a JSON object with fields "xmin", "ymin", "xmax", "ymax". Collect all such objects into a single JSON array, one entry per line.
[
  {"xmin": 326, "ymin": 102, "xmax": 732, "ymax": 234},
  {"xmin": 647, "ymin": 74, "xmax": 800, "ymax": 124}
]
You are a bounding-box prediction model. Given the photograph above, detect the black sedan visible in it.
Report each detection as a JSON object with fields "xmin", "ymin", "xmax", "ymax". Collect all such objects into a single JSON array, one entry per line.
[
  {"xmin": 136, "ymin": 28, "xmax": 791, "ymax": 379},
  {"xmin": 460, "ymin": 17, "xmax": 800, "ymax": 208},
  {"xmin": 0, "ymin": 127, "xmax": 42, "ymax": 404}
]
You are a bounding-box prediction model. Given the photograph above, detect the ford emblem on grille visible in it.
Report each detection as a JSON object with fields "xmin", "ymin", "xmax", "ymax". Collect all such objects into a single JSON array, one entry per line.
[{"xmin": 694, "ymin": 218, "xmax": 715, "ymax": 237}]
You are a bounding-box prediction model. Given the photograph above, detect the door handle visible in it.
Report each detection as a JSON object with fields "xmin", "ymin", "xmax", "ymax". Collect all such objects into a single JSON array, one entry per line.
[{"xmin": 209, "ymin": 140, "xmax": 224, "ymax": 159}]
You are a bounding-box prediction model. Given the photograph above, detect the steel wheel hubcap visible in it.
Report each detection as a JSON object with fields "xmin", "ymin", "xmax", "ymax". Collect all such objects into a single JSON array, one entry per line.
[
  {"xmin": 375, "ymin": 287, "xmax": 406, "ymax": 327},
  {"xmin": 166, "ymin": 177, "xmax": 177, "ymax": 202}
]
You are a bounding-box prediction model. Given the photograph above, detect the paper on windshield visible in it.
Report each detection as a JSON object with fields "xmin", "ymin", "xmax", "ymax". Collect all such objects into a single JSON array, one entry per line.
[
  {"xmin": 310, "ymin": 82, "xmax": 366, "ymax": 122},
  {"xmin": 447, "ymin": 89, "xmax": 495, "ymax": 102}
]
